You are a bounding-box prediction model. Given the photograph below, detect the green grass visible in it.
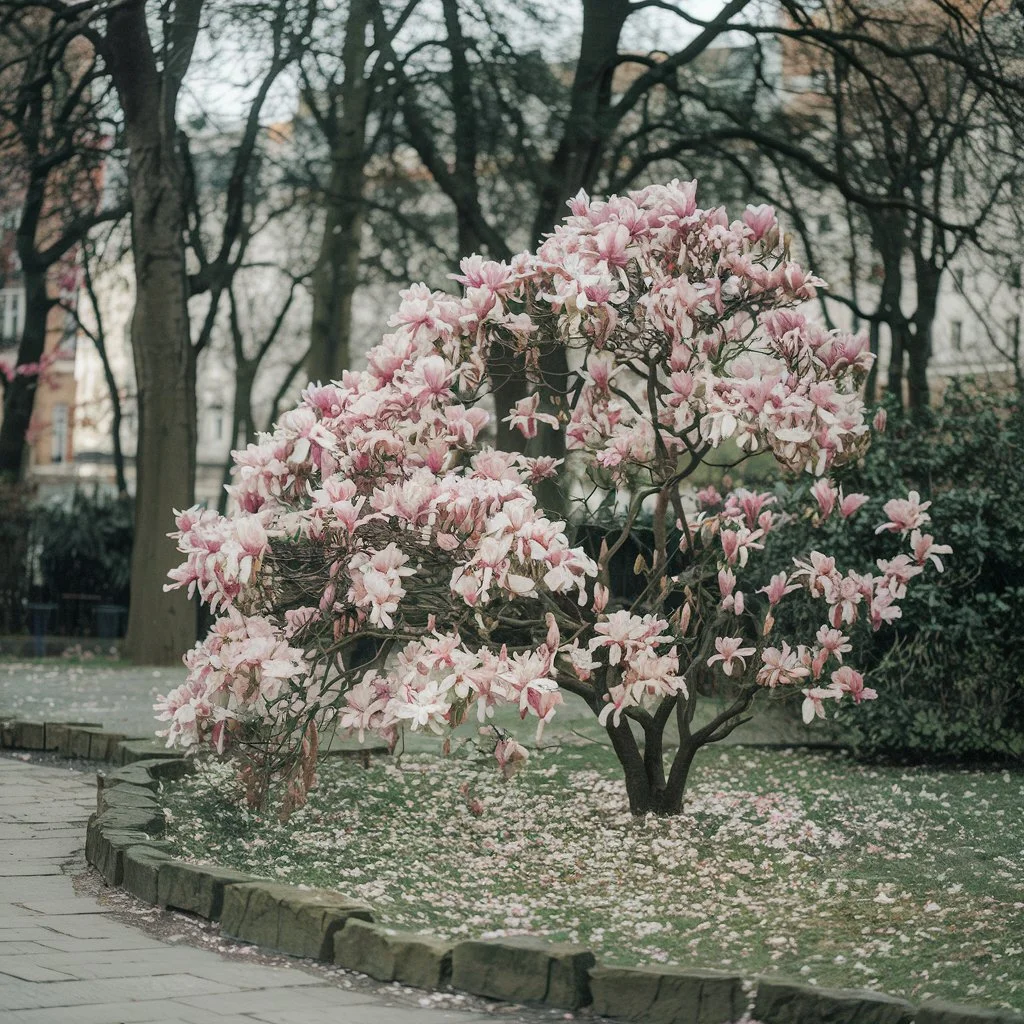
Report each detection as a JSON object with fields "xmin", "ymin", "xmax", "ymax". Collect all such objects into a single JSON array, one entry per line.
[{"xmin": 162, "ymin": 745, "xmax": 1024, "ymax": 1011}]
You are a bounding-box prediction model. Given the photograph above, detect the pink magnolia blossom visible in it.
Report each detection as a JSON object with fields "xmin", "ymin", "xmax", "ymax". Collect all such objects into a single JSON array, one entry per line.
[
  {"xmin": 760, "ymin": 571, "xmax": 799, "ymax": 606},
  {"xmin": 757, "ymin": 643, "xmax": 811, "ymax": 688},
  {"xmin": 838, "ymin": 488, "xmax": 870, "ymax": 518},
  {"xmin": 811, "ymin": 479, "xmax": 838, "ymax": 518},
  {"xmin": 707, "ymin": 636, "xmax": 756, "ymax": 677},
  {"xmin": 801, "ymin": 684, "xmax": 843, "ymax": 723},
  {"xmin": 493, "ymin": 736, "xmax": 530, "ymax": 779},
  {"xmin": 875, "ymin": 491, "xmax": 932, "ymax": 535},
  {"xmin": 910, "ymin": 530, "xmax": 952, "ymax": 572},
  {"xmin": 831, "ymin": 665, "xmax": 877, "ymax": 704},
  {"xmin": 503, "ymin": 393, "xmax": 560, "ymax": 439}
]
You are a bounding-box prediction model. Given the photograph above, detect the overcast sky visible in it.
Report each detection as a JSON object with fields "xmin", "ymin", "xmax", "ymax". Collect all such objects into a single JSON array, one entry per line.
[{"xmin": 180, "ymin": 0, "xmax": 753, "ymax": 125}]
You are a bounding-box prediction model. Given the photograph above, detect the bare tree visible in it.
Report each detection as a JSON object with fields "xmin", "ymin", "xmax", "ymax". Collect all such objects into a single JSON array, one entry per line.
[
  {"xmin": 628, "ymin": 0, "xmax": 1024, "ymax": 410},
  {"xmin": 0, "ymin": 12, "xmax": 122, "ymax": 477}
]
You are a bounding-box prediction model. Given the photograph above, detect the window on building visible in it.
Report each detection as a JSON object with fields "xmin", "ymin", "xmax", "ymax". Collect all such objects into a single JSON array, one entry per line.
[
  {"xmin": 817, "ymin": 213, "xmax": 832, "ymax": 234},
  {"xmin": 0, "ymin": 287, "xmax": 24, "ymax": 342},
  {"xmin": 952, "ymin": 170, "xmax": 966, "ymax": 199},
  {"xmin": 950, "ymin": 320, "xmax": 963, "ymax": 352},
  {"xmin": 51, "ymin": 403, "xmax": 69, "ymax": 463}
]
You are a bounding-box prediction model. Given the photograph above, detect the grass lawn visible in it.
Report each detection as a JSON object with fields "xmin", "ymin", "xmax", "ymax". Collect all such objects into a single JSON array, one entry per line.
[{"xmin": 161, "ymin": 743, "xmax": 1024, "ymax": 1012}]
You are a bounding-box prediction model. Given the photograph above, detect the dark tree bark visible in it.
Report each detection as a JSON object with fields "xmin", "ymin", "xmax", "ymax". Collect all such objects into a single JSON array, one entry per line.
[
  {"xmin": 306, "ymin": 0, "xmax": 373, "ymax": 383},
  {"xmin": 0, "ymin": 265, "xmax": 50, "ymax": 477},
  {"xmin": 601, "ymin": 686, "xmax": 754, "ymax": 816},
  {"xmin": 870, "ymin": 215, "xmax": 910, "ymax": 408},
  {"xmin": 530, "ymin": 0, "xmax": 631, "ymax": 242},
  {"xmin": 106, "ymin": 0, "xmax": 202, "ymax": 664},
  {"xmin": 218, "ymin": 363, "xmax": 253, "ymax": 514},
  {"xmin": 217, "ymin": 277, "xmax": 300, "ymax": 513},
  {"xmin": 908, "ymin": 256, "xmax": 941, "ymax": 415}
]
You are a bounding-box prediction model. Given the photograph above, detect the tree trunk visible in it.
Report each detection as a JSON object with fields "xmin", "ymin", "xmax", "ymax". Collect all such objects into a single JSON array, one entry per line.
[
  {"xmin": 0, "ymin": 270, "xmax": 50, "ymax": 478},
  {"xmin": 108, "ymin": 0, "xmax": 200, "ymax": 664},
  {"xmin": 0, "ymin": 147, "xmax": 51, "ymax": 480},
  {"xmin": 218, "ymin": 365, "xmax": 254, "ymax": 514},
  {"xmin": 523, "ymin": 0, "xmax": 631, "ymax": 505},
  {"xmin": 83, "ymin": 255, "xmax": 129, "ymax": 496},
  {"xmin": 908, "ymin": 256, "xmax": 940, "ymax": 415},
  {"xmin": 306, "ymin": 0, "xmax": 373, "ymax": 383},
  {"xmin": 886, "ymin": 322, "xmax": 910, "ymax": 405},
  {"xmin": 864, "ymin": 317, "xmax": 880, "ymax": 404},
  {"xmin": 531, "ymin": 0, "xmax": 630, "ymax": 240},
  {"xmin": 870, "ymin": 214, "xmax": 907, "ymax": 409},
  {"xmin": 96, "ymin": 336, "xmax": 128, "ymax": 497},
  {"xmin": 605, "ymin": 718, "xmax": 653, "ymax": 815},
  {"xmin": 606, "ymin": 719, "xmax": 701, "ymax": 816}
]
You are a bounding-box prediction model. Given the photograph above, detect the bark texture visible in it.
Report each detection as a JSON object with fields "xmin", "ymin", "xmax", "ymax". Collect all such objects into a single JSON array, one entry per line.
[
  {"xmin": 306, "ymin": 0, "xmax": 373, "ymax": 383},
  {"xmin": 107, "ymin": 0, "xmax": 201, "ymax": 664}
]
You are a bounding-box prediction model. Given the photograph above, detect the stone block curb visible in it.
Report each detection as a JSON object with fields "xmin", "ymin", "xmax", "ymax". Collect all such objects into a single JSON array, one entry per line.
[
  {"xmin": 451, "ymin": 935, "xmax": 595, "ymax": 1009},
  {"xmin": 122, "ymin": 845, "xmax": 175, "ymax": 904},
  {"xmin": 117, "ymin": 739, "xmax": 185, "ymax": 765},
  {"xmin": 916, "ymin": 1000, "xmax": 1024, "ymax": 1024},
  {"xmin": 754, "ymin": 977, "xmax": 915, "ymax": 1024},
  {"xmin": 222, "ymin": 881, "xmax": 373, "ymax": 959},
  {"xmin": 157, "ymin": 860, "xmax": 262, "ymax": 921},
  {"xmin": 333, "ymin": 919, "xmax": 453, "ymax": 989},
  {"xmin": 14, "ymin": 719, "xmax": 46, "ymax": 749},
  {"xmin": 97, "ymin": 781, "xmax": 163, "ymax": 815},
  {"xmin": 3, "ymin": 714, "xmax": 1019, "ymax": 1024},
  {"xmin": 590, "ymin": 964, "xmax": 744, "ymax": 1023}
]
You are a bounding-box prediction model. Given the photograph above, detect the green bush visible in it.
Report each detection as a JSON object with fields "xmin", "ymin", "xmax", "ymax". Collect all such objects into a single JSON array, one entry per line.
[
  {"xmin": 34, "ymin": 490, "xmax": 133, "ymax": 606},
  {"xmin": 764, "ymin": 382, "xmax": 1024, "ymax": 763},
  {"xmin": 0, "ymin": 482, "xmax": 35, "ymax": 632}
]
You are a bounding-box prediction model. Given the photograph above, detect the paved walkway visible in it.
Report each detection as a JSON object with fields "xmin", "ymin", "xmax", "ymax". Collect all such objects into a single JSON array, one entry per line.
[{"xmin": 0, "ymin": 756, "xmax": 536, "ymax": 1024}]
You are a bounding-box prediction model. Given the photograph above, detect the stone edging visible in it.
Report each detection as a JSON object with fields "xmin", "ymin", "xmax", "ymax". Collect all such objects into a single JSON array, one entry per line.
[{"xmin": 2, "ymin": 714, "xmax": 1020, "ymax": 1024}]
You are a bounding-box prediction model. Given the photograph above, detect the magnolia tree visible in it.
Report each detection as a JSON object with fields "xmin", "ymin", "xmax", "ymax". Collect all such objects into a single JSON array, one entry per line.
[{"xmin": 157, "ymin": 180, "xmax": 948, "ymax": 815}]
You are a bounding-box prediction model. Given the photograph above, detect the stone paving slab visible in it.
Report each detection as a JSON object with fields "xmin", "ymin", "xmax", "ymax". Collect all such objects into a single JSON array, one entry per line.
[
  {"xmin": 0, "ymin": 755, "xmax": 551, "ymax": 1024},
  {"xmin": 248, "ymin": 1008, "xmax": 498, "ymax": 1024}
]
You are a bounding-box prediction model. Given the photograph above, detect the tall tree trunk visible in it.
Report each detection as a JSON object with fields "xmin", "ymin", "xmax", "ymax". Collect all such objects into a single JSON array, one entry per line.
[
  {"xmin": 81, "ymin": 251, "xmax": 129, "ymax": 496},
  {"xmin": 887, "ymin": 322, "xmax": 910, "ymax": 406},
  {"xmin": 531, "ymin": 0, "xmax": 630, "ymax": 240},
  {"xmin": 108, "ymin": 0, "xmax": 200, "ymax": 664},
  {"xmin": 96, "ymin": 334, "xmax": 128, "ymax": 497},
  {"xmin": 864, "ymin": 317, "xmax": 880, "ymax": 404},
  {"xmin": 306, "ymin": 0, "xmax": 373, "ymax": 383},
  {"xmin": 0, "ymin": 150, "xmax": 50, "ymax": 479},
  {"xmin": 438, "ymin": 0, "xmax": 527, "ymax": 454},
  {"xmin": 526, "ymin": 0, "xmax": 630, "ymax": 509},
  {"xmin": 908, "ymin": 256, "xmax": 941, "ymax": 415},
  {"xmin": 871, "ymin": 215, "xmax": 908, "ymax": 409},
  {"xmin": 218, "ymin": 365, "xmax": 254, "ymax": 515},
  {"xmin": 0, "ymin": 270, "xmax": 50, "ymax": 478}
]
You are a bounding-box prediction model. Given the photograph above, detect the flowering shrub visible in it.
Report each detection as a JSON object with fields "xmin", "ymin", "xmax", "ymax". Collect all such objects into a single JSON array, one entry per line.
[{"xmin": 157, "ymin": 180, "xmax": 946, "ymax": 815}]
